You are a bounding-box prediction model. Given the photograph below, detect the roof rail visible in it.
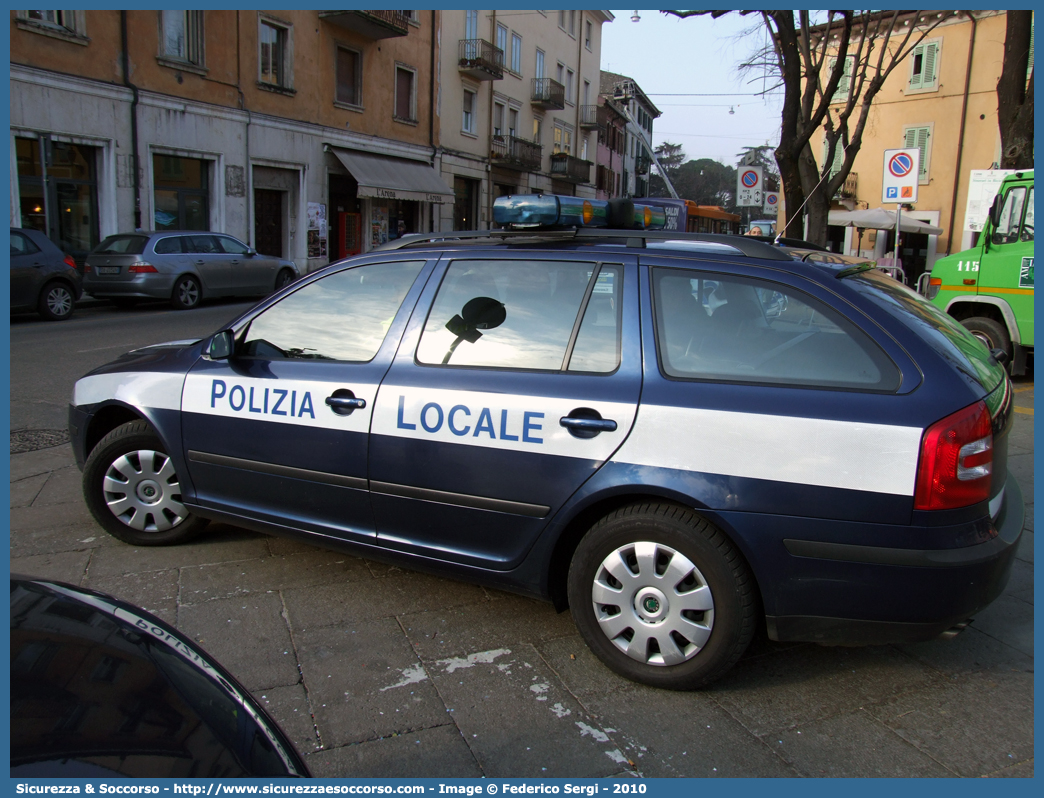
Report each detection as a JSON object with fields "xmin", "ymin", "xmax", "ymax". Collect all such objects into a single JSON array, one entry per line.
[{"xmin": 375, "ymin": 228, "xmax": 794, "ymax": 261}]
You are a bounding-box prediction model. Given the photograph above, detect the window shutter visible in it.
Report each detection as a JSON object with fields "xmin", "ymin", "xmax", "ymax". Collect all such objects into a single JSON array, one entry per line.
[
  {"xmin": 822, "ymin": 138, "xmax": 844, "ymax": 179},
  {"xmin": 909, "ymin": 43, "xmax": 924, "ymax": 89},
  {"xmin": 916, "ymin": 128, "xmax": 930, "ymax": 179},
  {"xmin": 904, "ymin": 127, "xmax": 918, "ymax": 148},
  {"xmin": 922, "ymin": 42, "xmax": 938, "ymax": 87},
  {"xmin": 1029, "ymin": 14, "xmax": 1035, "ymax": 86}
]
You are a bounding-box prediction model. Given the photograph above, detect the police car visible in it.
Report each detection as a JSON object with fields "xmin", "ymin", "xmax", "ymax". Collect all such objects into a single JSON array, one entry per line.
[{"xmin": 70, "ymin": 194, "xmax": 1023, "ymax": 690}]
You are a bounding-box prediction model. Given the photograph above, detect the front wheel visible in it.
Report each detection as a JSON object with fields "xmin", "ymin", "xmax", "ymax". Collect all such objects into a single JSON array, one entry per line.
[
  {"xmin": 82, "ymin": 421, "xmax": 208, "ymax": 546},
  {"xmin": 38, "ymin": 281, "xmax": 75, "ymax": 321},
  {"xmin": 171, "ymin": 275, "xmax": 202, "ymax": 310},
  {"xmin": 567, "ymin": 503, "xmax": 757, "ymax": 690},
  {"xmin": 961, "ymin": 316, "xmax": 1011, "ymax": 365},
  {"xmin": 273, "ymin": 268, "xmax": 294, "ymax": 292}
]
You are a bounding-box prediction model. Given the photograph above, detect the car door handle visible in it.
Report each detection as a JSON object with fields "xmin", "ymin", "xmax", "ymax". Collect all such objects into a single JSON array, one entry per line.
[
  {"xmin": 560, "ymin": 417, "xmax": 617, "ymax": 432},
  {"xmin": 194, "ymin": 259, "xmax": 205, "ymax": 265},
  {"xmin": 326, "ymin": 392, "xmax": 366, "ymax": 416}
]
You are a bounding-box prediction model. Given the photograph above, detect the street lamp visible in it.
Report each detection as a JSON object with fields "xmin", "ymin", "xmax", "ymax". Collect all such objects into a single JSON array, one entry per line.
[{"xmin": 630, "ymin": 11, "xmax": 641, "ymax": 23}]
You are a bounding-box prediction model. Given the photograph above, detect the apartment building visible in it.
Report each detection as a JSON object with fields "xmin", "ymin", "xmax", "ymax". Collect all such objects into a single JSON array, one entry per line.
[
  {"xmin": 438, "ymin": 10, "xmax": 613, "ymax": 230},
  {"xmin": 10, "ymin": 10, "xmax": 449, "ymax": 270},
  {"xmin": 811, "ymin": 11, "xmax": 1017, "ymax": 279},
  {"xmin": 599, "ymin": 70, "xmax": 660, "ymax": 199}
]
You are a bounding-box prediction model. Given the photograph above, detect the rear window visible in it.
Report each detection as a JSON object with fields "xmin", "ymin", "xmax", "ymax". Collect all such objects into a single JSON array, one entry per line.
[
  {"xmin": 94, "ymin": 235, "xmax": 148, "ymax": 255},
  {"xmin": 653, "ymin": 267, "xmax": 900, "ymax": 391},
  {"xmin": 848, "ymin": 270, "xmax": 1004, "ymax": 392}
]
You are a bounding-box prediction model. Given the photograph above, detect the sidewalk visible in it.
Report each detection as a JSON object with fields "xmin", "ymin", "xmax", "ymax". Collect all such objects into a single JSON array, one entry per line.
[{"xmin": 8, "ymin": 390, "xmax": 1033, "ymax": 778}]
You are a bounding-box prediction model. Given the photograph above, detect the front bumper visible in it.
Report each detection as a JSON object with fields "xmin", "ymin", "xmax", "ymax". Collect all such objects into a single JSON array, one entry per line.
[{"xmin": 766, "ymin": 474, "xmax": 1024, "ymax": 644}]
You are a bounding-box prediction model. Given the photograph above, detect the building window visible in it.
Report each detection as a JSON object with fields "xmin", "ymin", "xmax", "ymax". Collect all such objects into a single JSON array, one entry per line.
[
  {"xmin": 15, "ymin": 136, "xmax": 100, "ymax": 263},
  {"xmin": 510, "ymin": 33, "xmax": 522, "ymax": 73},
  {"xmin": 827, "ymin": 55, "xmax": 854, "ymax": 104},
  {"xmin": 903, "ymin": 125, "xmax": 933, "ymax": 183},
  {"xmin": 493, "ymin": 101, "xmax": 505, "ymax": 137},
  {"xmin": 553, "ymin": 122, "xmax": 573, "ymax": 155},
  {"xmin": 566, "ymin": 68, "xmax": 575, "ymax": 103},
  {"xmin": 496, "ymin": 23, "xmax": 507, "ymax": 57},
  {"xmin": 508, "ymin": 107, "xmax": 519, "ymax": 137},
  {"xmin": 558, "ymin": 10, "xmax": 566, "ymax": 30},
  {"xmin": 15, "ymin": 9, "xmax": 87, "ymax": 42},
  {"xmin": 160, "ymin": 11, "xmax": 203, "ymax": 66},
  {"xmin": 153, "ymin": 154, "xmax": 210, "ymax": 231},
  {"xmin": 533, "ymin": 117, "xmax": 543, "ymax": 142},
  {"xmin": 395, "ymin": 65, "xmax": 417, "ymax": 123},
  {"xmin": 336, "ymin": 46, "xmax": 362, "ymax": 107},
  {"xmin": 568, "ymin": 10, "xmax": 576, "ymax": 36},
  {"xmin": 462, "ymin": 89, "xmax": 477, "ymax": 134},
  {"xmin": 259, "ymin": 16, "xmax": 292, "ymax": 90},
  {"xmin": 585, "ymin": 20, "xmax": 592, "ymax": 50},
  {"xmin": 908, "ymin": 39, "xmax": 940, "ymax": 94},
  {"xmin": 535, "ymin": 48, "xmax": 545, "ymax": 78}
]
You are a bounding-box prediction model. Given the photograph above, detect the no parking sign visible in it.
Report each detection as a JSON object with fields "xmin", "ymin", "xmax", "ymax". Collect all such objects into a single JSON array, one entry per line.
[
  {"xmin": 882, "ymin": 148, "xmax": 919, "ymax": 204},
  {"xmin": 763, "ymin": 192, "xmax": 779, "ymax": 214},
  {"xmin": 736, "ymin": 166, "xmax": 763, "ymax": 207}
]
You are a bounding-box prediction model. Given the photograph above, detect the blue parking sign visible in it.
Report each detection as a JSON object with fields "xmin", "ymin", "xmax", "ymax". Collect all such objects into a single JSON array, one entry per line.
[{"xmin": 886, "ymin": 187, "xmax": 898, "ymax": 199}]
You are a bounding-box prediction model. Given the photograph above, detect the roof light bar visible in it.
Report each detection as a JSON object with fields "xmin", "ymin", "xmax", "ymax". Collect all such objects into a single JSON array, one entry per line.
[{"xmin": 494, "ymin": 194, "xmax": 666, "ymax": 230}]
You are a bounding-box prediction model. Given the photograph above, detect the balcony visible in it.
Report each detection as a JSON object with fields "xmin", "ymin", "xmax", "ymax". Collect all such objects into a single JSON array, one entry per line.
[
  {"xmin": 458, "ymin": 39, "xmax": 503, "ymax": 80},
  {"xmin": 634, "ymin": 154, "xmax": 652, "ymax": 176},
  {"xmin": 835, "ymin": 171, "xmax": 858, "ymax": 200},
  {"xmin": 531, "ymin": 78, "xmax": 565, "ymax": 110},
  {"xmin": 550, "ymin": 152, "xmax": 592, "ymax": 183},
  {"xmin": 319, "ymin": 10, "xmax": 410, "ymax": 39},
  {"xmin": 579, "ymin": 105, "xmax": 602, "ymax": 130},
  {"xmin": 490, "ymin": 134, "xmax": 542, "ymax": 172}
]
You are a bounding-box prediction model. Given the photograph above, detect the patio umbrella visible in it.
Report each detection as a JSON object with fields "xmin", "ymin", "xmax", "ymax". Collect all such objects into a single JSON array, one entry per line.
[{"xmin": 828, "ymin": 208, "xmax": 943, "ymax": 235}]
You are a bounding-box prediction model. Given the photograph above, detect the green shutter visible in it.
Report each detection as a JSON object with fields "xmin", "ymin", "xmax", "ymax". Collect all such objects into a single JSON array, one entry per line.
[
  {"xmin": 828, "ymin": 56, "xmax": 852, "ymax": 104},
  {"xmin": 823, "ymin": 137, "xmax": 844, "ymax": 179},
  {"xmin": 923, "ymin": 42, "xmax": 938, "ymax": 87},
  {"xmin": 904, "ymin": 127, "xmax": 930, "ymax": 180},
  {"xmin": 909, "ymin": 43, "xmax": 924, "ymax": 89},
  {"xmin": 1029, "ymin": 14, "xmax": 1034, "ymax": 87}
]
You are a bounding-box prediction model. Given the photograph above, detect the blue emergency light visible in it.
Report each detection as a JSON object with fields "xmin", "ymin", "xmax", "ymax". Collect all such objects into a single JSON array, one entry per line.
[{"xmin": 493, "ymin": 194, "xmax": 665, "ymax": 231}]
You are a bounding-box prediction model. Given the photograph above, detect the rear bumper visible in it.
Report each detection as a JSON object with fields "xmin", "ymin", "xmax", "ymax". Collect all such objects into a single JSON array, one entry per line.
[
  {"xmin": 83, "ymin": 274, "xmax": 176, "ymax": 299},
  {"xmin": 766, "ymin": 474, "xmax": 1024, "ymax": 644}
]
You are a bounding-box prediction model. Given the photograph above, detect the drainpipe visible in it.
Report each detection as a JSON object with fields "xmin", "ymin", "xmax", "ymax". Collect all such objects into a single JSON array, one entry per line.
[
  {"xmin": 237, "ymin": 11, "xmax": 253, "ymax": 247},
  {"xmin": 487, "ymin": 11, "xmax": 497, "ymax": 224},
  {"xmin": 430, "ymin": 10, "xmax": 437, "ymax": 232},
  {"xmin": 120, "ymin": 11, "xmax": 141, "ymax": 230},
  {"xmin": 946, "ymin": 11, "xmax": 977, "ymax": 256}
]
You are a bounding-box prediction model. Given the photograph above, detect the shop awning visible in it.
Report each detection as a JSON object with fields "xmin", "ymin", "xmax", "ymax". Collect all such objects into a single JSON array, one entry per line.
[{"xmin": 330, "ymin": 148, "xmax": 454, "ymax": 204}]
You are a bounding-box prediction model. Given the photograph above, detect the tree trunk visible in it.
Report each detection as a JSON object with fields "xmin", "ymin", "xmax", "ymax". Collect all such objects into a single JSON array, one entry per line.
[{"xmin": 997, "ymin": 11, "xmax": 1034, "ymax": 169}]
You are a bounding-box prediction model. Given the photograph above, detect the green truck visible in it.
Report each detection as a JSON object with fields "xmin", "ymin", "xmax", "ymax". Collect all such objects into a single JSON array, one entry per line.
[{"xmin": 927, "ymin": 170, "xmax": 1034, "ymax": 375}]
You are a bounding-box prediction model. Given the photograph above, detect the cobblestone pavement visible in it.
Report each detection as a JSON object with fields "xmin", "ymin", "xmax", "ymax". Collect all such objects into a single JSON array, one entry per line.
[{"xmin": 9, "ymin": 383, "xmax": 1033, "ymax": 778}]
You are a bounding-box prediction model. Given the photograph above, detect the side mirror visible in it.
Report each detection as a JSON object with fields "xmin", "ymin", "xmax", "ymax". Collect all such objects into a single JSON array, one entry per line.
[
  {"xmin": 988, "ymin": 194, "xmax": 1003, "ymax": 229},
  {"xmin": 208, "ymin": 330, "xmax": 234, "ymax": 360},
  {"xmin": 246, "ymin": 247, "xmax": 257, "ymax": 257}
]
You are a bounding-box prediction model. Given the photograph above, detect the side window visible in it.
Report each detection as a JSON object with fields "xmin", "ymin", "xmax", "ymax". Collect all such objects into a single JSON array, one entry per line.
[
  {"xmin": 187, "ymin": 235, "xmax": 220, "ymax": 254},
  {"xmin": 11, "ymin": 232, "xmax": 40, "ymax": 256},
  {"xmin": 652, "ymin": 268, "xmax": 900, "ymax": 391},
  {"xmin": 568, "ymin": 266, "xmax": 622, "ymax": 373},
  {"xmin": 416, "ymin": 260, "xmax": 605, "ymax": 371},
  {"xmin": 153, "ymin": 236, "xmax": 184, "ymax": 255},
  {"xmin": 992, "ymin": 186, "xmax": 1028, "ymax": 245},
  {"xmin": 240, "ymin": 261, "xmax": 424, "ymax": 362},
  {"xmin": 1021, "ymin": 187, "xmax": 1034, "ymax": 242},
  {"xmin": 216, "ymin": 236, "xmax": 249, "ymax": 255}
]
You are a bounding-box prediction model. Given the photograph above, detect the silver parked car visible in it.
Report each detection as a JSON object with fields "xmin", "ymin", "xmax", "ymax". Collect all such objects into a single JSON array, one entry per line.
[{"xmin": 83, "ymin": 231, "xmax": 299, "ymax": 310}]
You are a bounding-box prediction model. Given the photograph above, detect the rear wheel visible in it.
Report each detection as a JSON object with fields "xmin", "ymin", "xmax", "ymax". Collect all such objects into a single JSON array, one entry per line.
[
  {"xmin": 961, "ymin": 316, "xmax": 1011, "ymax": 364},
  {"xmin": 82, "ymin": 421, "xmax": 208, "ymax": 546},
  {"xmin": 171, "ymin": 275, "xmax": 201, "ymax": 310},
  {"xmin": 567, "ymin": 503, "xmax": 757, "ymax": 690},
  {"xmin": 38, "ymin": 281, "xmax": 75, "ymax": 321}
]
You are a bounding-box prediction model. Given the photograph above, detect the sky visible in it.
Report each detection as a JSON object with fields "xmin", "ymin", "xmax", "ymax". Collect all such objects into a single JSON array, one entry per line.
[{"xmin": 600, "ymin": 10, "xmax": 786, "ymax": 166}]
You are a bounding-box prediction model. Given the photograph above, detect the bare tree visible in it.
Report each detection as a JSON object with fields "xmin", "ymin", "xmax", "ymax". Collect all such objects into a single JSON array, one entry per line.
[
  {"xmin": 666, "ymin": 10, "xmax": 949, "ymax": 245},
  {"xmin": 997, "ymin": 10, "xmax": 1034, "ymax": 168}
]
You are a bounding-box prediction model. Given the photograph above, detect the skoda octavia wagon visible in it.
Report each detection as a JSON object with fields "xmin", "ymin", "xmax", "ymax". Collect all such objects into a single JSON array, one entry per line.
[{"xmin": 69, "ymin": 195, "xmax": 1023, "ymax": 689}]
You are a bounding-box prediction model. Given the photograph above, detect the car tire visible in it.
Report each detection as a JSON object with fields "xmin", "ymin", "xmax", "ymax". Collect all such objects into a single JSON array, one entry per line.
[
  {"xmin": 961, "ymin": 317, "xmax": 1011, "ymax": 365},
  {"xmin": 171, "ymin": 275, "xmax": 202, "ymax": 310},
  {"xmin": 273, "ymin": 269, "xmax": 295, "ymax": 292},
  {"xmin": 82, "ymin": 420, "xmax": 209, "ymax": 546},
  {"xmin": 37, "ymin": 281, "xmax": 75, "ymax": 321},
  {"xmin": 567, "ymin": 502, "xmax": 757, "ymax": 690}
]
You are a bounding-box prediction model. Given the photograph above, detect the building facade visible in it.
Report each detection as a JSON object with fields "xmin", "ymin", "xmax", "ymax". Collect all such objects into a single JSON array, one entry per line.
[
  {"xmin": 10, "ymin": 10, "xmax": 450, "ymax": 271},
  {"xmin": 811, "ymin": 11, "xmax": 1016, "ymax": 280},
  {"xmin": 598, "ymin": 70, "xmax": 660, "ymax": 199},
  {"xmin": 437, "ymin": 10, "xmax": 613, "ymax": 231}
]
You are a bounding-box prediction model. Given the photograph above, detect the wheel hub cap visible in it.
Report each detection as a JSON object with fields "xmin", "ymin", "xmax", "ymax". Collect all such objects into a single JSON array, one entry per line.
[
  {"xmin": 591, "ymin": 541, "xmax": 715, "ymax": 667},
  {"xmin": 102, "ymin": 449, "xmax": 188, "ymax": 533}
]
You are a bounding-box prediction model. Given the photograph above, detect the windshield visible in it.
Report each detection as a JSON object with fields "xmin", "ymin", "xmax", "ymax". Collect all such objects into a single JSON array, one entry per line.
[{"xmin": 849, "ymin": 270, "xmax": 1004, "ymax": 392}]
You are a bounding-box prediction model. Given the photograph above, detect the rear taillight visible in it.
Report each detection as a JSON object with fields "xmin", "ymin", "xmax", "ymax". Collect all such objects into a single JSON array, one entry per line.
[
  {"xmin": 128, "ymin": 263, "xmax": 158, "ymax": 273},
  {"xmin": 914, "ymin": 400, "xmax": 992, "ymax": 510},
  {"xmin": 926, "ymin": 277, "xmax": 942, "ymax": 300},
  {"xmin": 63, "ymin": 254, "xmax": 77, "ymax": 269}
]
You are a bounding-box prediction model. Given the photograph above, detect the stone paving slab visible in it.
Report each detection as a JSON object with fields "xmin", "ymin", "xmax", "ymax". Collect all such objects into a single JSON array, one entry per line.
[
  {"xmin": 305, "ymin": 725, "xmax": 482, "ymax": 778},
  {"xmin": 84, "ymin": 568, "xmax": 181, "ymax": 618},
  {"xmin": 257, "ymin": 684, "xmax": 321, "ymax": 756},
  {"xmin": 293, "ymin": 618, "xmax": 449, "ymax": 748}
]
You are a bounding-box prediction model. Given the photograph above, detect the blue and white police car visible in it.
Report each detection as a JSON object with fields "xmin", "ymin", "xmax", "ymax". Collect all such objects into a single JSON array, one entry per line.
[{"xmin": 70, "ymin": 194, "xmax": 1023, "ymax": 690}]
